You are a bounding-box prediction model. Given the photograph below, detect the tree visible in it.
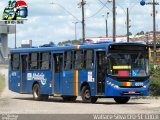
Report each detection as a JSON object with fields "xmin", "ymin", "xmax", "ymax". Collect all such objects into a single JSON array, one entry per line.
[
  {"xmin": 49, "ymin": 41, "xmax": 55, "ymax": 45},
  {"xmin": 58, "ymin": 39, "xmax": 82, "ymax": 46},
  {"xmin": 140, "ymin": 31, "xmax": 144, "ymax": 35},
  {"xmin": 136, "ymin": 31, "xmax": 144, "ymax": 35},
  {"xmin": 128, "ymin": 32, "xmax": 132, "ymax": 36}
]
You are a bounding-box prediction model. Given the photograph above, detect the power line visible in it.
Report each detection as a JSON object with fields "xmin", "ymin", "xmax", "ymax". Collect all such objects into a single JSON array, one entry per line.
[
  {"xmin": 86, "ymin": 5, "xmax": 106, "ymax": 18},
  {"xmin": 97, "ymin": 0, "xmax": 112, "ymax": 12},
  {"xmin": 50, "ymin": 2, "xmax": 81, "ymax": 22}
]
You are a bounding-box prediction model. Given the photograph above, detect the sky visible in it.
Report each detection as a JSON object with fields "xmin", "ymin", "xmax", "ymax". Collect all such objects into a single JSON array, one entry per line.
[{"xmin": 0, "ymin": 0, "xmax": 160, "ymax": 48}]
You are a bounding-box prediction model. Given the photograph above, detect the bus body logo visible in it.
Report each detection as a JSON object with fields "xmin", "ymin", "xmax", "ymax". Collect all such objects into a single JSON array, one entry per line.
[
  {"xmin": 27, "ymin": 73, "xmax": 47, "ymax": 85},
  {"xmin": 11, "ymin": 72, "xmax": 16, "ymax": 76}
]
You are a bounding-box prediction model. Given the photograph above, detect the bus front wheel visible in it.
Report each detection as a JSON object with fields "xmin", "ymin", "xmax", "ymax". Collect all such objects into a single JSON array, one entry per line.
[
  {"xmin": 81, "ymin": 86, "xmax": 98, "ymax": 103},
  {"xmin": 32, "ymin": 84, "xmax": 48, "ymax": 101},
  {"xmin": 114, "ymin": 97, "xmax": 130, "ymax": 104}
]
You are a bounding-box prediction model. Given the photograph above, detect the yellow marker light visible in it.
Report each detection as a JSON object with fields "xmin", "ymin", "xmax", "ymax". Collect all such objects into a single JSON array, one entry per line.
[
  {"xmin": 113, "ymin": 66, "xmax": 131, "ymax": 70},
  {"xmin": 76, "ymin": 45, "xmax": 80, "ymax": 49}
]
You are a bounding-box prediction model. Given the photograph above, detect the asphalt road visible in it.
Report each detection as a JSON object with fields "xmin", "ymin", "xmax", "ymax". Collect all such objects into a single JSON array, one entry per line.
[{"xmin": 0, "ymin": 68, "xmax": 160, "ymax": 114}]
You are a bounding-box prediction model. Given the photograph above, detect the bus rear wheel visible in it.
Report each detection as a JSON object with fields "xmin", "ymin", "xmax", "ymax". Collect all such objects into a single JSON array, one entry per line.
[
  {"xmin": 81, "ymin": 86, "xmax": 98, "ymax": 103},
  {"xmin": 32, "ymin": 84, "xmax": 48, "ymax": 101},
  {"xmin": 114, "ymin": 97, "xmax": 130, "ymax": 104},
  {"xmin": 62, "ymin": 96, "xmax": 77, "ymax": 102}
]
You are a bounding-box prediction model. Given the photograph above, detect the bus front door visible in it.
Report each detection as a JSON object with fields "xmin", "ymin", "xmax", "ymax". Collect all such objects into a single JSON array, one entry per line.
[
  {"xmin": 96, "ymin": 51, "xmax": 106, "ymax": 95},
  {"xmin": 20, "ymin": 54, "xmax": 28, "ymax": 93},
  {"xmin": 52, "ymin": 53, "xmax": 63, "ymax": 94}
]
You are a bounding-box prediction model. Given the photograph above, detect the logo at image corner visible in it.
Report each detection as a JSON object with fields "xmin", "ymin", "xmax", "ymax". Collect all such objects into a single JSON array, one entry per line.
[
  {"xmin": 2, "ymin": 0, "xmax": 28, "ymax": 20},
  {"xmin": 140, "ymin": 0, "xmax": 145, "ymax": 6},
  {"xmin": 140, "ymin": 0, "xmax": 159, "ymax": 6}
]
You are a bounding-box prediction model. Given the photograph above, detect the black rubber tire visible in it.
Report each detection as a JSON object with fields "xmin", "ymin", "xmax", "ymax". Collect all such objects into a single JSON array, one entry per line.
[
  {"xmin": 81, "ymin": 86, "xmax": 98, "ymax": 103},
  {"xmin": 114, "ymin": 97, "xmax": 130, "ymax": 104},
  {"xmin": 62, "ymin": 96, "xmax": 77, "ymax": 102},
  {"xmin": 41, "ymin": 95, "xmax": 49, "ymax": 101},
  {"xmin": 32, "ymin": 84, "xmax": 48, "ymax": 101}
]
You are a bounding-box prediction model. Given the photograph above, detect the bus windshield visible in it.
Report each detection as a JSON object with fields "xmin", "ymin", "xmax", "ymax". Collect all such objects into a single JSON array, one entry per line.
[{"xmin": 107, "ymin": 52, "xmax": 149, "ymax": 77}]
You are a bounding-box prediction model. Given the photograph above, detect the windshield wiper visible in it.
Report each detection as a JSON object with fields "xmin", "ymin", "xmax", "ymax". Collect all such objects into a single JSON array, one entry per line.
[{"xmin": 134, "ymin": 52, "xmax": 141, "ymax": 64}]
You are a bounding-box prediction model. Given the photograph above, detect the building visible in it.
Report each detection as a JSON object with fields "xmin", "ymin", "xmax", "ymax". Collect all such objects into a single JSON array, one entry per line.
[
  {"xmin": 0, "ymin": 21, "xmax": 15, "ymax": 62},
  {"xmin": 85, "ymin": 36, "xmax": 128, "ymax": 43},
  {"xmin": 85, "ymin": 31, "xmax": 160, "ymax": 45},
  {"xmin": 145, "ymin": 31, "xmax": 160, "ymax": 45}
]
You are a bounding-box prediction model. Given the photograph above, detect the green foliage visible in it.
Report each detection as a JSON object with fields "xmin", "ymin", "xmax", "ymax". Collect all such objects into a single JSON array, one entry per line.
[
  {"xmin": 129, "ymin": 32, "xmax": 132, "ymax": 36},
  {"xmin": 0, "ymin": 74, "xmax": 5, "ymax": 94},
  {"xmin": 136, "ymin": 31, "xmax": 144, "ymax": 35},
  {"xmin": 58, "ymin": 39, "xmax": 82, "ymax": 46},
  {"xmin": 150, "ymin": 63, "xmax": 155, "ymax": 75},
  {"xmin": 126, "ymin": 32, "xmax": 132, "ymax": 36},
  {"xmin": 150, "ymin": 63, "xmax": 160, "ymax": 96},
  {"xmin": 49, "ymin": 41, "xmax": 55, "ymax": 45}
]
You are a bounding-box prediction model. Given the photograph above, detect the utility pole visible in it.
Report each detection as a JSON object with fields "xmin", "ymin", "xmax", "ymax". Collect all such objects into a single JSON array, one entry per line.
[
  {"xmin": 145, "ymin": 33, "xmax": 149, "ymax": 44},
  {"xmin": 72, "ymin": 22, "xmax": 78, "ymax": 40},
  {"xmin": 127, "ymin": 8, "xmax": 129, "ymax": 42},
  {"xmin": 113, "ymin": 0, "xmax": 116, "ymax": 42},
  {"xmin": 80, "ymin": 0, "xmax": 86, "ymax": 43},
  {"xmin": 106, "ymin": 12, "xmax": 109, "ymax": 37},
  {"xmin": 15, "ymin": 21, "xmax": 17, "ymax": 48},
  {"xmin": 106, "ymin": 19, "xmax": 108, "ymax": 37},
  {"xmin": 153, "ymin": 0, "xmax": 157, "ymax": 69}
]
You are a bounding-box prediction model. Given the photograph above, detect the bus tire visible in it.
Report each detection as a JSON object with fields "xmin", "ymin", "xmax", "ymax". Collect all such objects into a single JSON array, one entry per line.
[
  {"xmin": 32, "ymin": 84, "xmax": 48, "ymax": 101},
  {"xmin": 41, "ymin": 95, "xmax": 49, "ymax": 101},
  {"xmin": 114, "ymin": 97, "xmax": 130, "ymax": 104},
  {"xmin": 62, "ymin": 96, "xmax": 77, "ymax": 102},
  {"xmin": 81, "ymin": 86, "xmax": 98, "ymax": 103}
]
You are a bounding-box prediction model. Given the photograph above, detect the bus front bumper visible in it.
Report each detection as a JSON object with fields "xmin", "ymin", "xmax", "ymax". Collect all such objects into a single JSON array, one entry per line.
[{"xmin": 105, "ymin": 85, "xmax": 149, "ymax": 97}]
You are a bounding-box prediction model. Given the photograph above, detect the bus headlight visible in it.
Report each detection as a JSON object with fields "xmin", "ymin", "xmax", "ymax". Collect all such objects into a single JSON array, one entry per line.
[
  {"xmin": 143, "ymin": 85, "xmax": 147, "ymax": 88},
  {"xmin": 114, "ymin": 85, "xmax": 119, "ymax": 88}
]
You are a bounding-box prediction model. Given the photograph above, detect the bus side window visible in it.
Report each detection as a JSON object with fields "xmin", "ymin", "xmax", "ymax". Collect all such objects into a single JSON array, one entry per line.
[
  {"xmin": 29, "ymin": 53, "xmax": 39, "ymax": 70},
  {"xmin": 74, "ymin": 50, "xmax": 83, "ymax": 70},
  {"xmin": 11, "ymin": 54, "xmax": 20, "ymax": 71},
  {"xmin": 40, "ymin": 52, "xmax": 50, "ymax": 70},
  {"xmin": 64, "ymin": 51, "xmax": 72, "ymax": 70},
  {"xmin": 84, "ymin": 50, "xmax": 93, "ymax": 70}
]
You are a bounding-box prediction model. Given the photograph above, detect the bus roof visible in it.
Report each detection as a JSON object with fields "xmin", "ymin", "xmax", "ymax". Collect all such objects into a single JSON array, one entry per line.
[{"xmin": 10, "ymin": 42, "xmax": 147, "ymax": 53}]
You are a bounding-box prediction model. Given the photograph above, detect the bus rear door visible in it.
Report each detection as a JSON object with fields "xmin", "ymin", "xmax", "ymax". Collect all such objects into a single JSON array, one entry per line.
[
  {"xmin": 95, "ymin": 50, "xmax": 106, "ymax": 95},
  {"xmin": 52, "ymin": 52, "xmax": 64, "ymax": 94},
  {"xmin": 20, "ymin": 54, "xmax": 28, "ymax": 93}
]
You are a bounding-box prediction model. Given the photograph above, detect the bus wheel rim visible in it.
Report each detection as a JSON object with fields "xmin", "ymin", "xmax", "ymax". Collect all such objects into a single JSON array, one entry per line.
[
  {"xmin": 34, "ymin": 86, "xmax": 39, "ymax": 98},
  {"xmin": 85, "ymin": 90, "xmax": 90, "ymax": 99}
]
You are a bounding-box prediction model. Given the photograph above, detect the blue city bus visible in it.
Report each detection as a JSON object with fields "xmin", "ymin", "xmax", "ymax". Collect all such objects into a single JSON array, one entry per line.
[{"xmin": 8, "ymin": 42, "xmax": 149, "ymax": 104}]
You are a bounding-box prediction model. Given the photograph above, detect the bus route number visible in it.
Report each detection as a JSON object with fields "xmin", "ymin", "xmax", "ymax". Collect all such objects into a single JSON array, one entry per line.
[{"xmin": 135, "ymin": 82, "xmax": 144, "ymax": 86}]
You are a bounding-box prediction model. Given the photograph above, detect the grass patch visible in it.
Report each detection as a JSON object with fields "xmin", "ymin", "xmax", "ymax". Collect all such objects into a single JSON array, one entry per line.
[
  {"xmin": 0, "ymin": 64, "xmax": 8, "ymax": 69},
  {"xmin": 0, "ymin": 74, "xmax": 5, "ymax": 96},
  {"xmin": 149, "ymin": 63, "xmax": 160, "ymax": 96}
]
